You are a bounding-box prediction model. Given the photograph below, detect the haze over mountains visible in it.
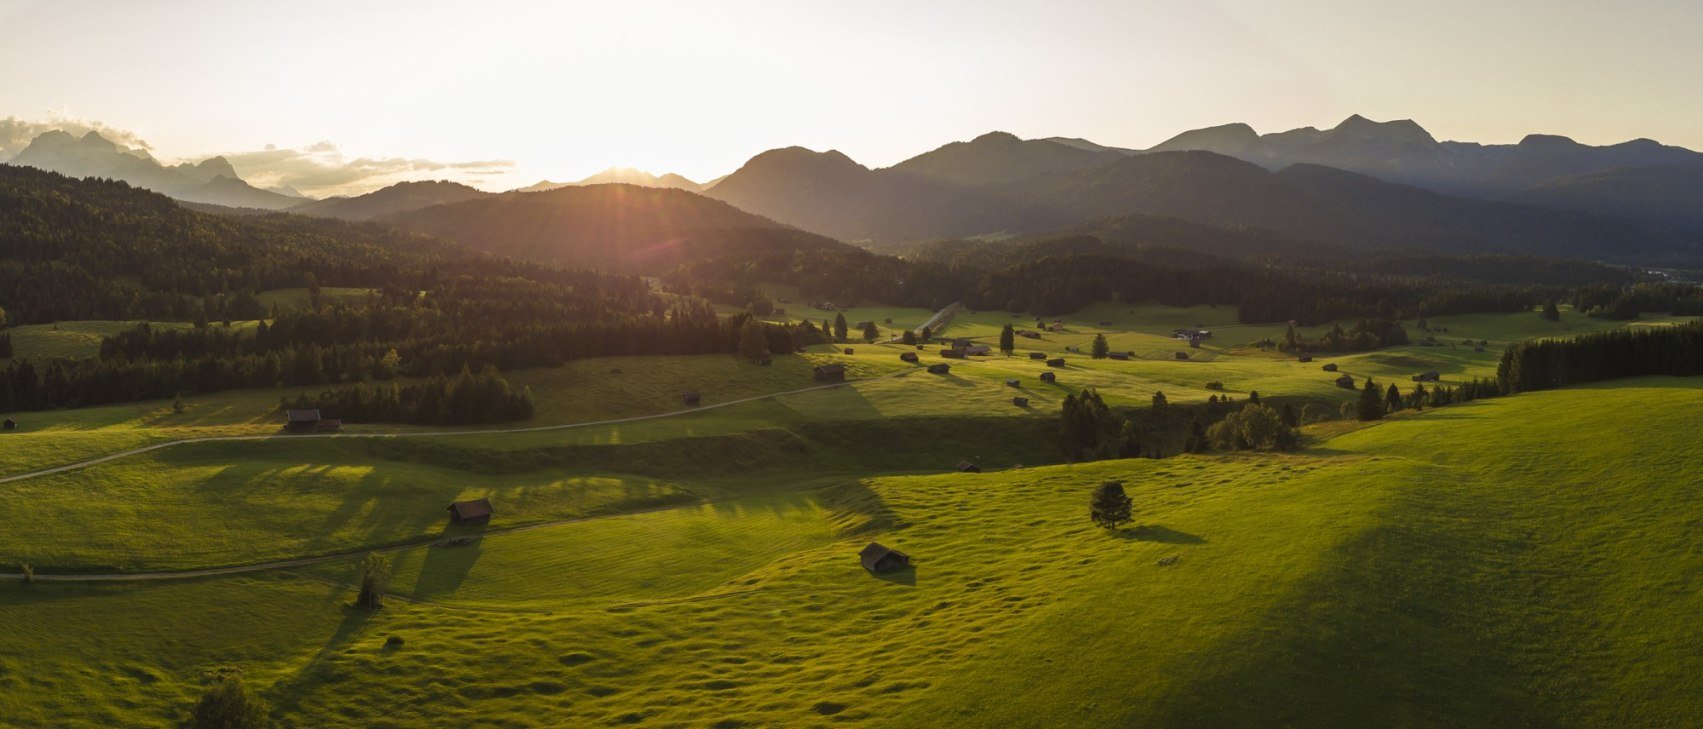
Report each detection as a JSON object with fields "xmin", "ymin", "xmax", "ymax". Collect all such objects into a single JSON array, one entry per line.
[{"xmin": 5, "ymin": 115, "xmax": 1703, "ymax": 268}]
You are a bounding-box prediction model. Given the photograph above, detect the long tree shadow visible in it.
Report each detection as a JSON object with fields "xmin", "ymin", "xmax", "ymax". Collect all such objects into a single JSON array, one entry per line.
[
  {"xmin": 410, "ymin": 524, "xmax": 488, "ymax": 599},
  {"xmin": 1114, "ymin": 524, "xmax": 1206, "ymax": 544},
  {"xmin": 265, "ymin": 601, "xmax": 376, "ymax": 719}
]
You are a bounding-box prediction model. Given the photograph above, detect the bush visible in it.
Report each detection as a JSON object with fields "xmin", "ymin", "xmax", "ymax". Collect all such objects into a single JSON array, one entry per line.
[
  {"xmin": 189, "ymin": 675, "xmax": 270, "ymax": 729},
  {"xmin": 1204, "ymin": 381, "xmax": 1225, "ymax": 390}
]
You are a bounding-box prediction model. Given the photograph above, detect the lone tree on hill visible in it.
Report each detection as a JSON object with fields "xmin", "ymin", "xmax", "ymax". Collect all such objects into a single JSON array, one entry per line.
[
  {"xmin": 356, "ymin": 552, "xmax": 391, "ymax": 611},
  {"xmin": 1090, "ymin": 481, "xmax": 1134, "ymax": 529},
  {"xmin": 861, "ymin": 321, "xmax": 879, "ymax": 342},
  {"xmin": 999, "ymin": 324, "xmax": 1015, "ymax": 356},
  {"xmin": 832, "ymin": 313, "xmax": 848, "ymax": 341},
  {"xmin": 1541, "ymin": 299, "xmax": 1561, "ymax": 322},
  {"xmin": 1151, "ymin": 390, "xmax": 1167, "ymax": 409},
  {"xmin": 1357, "ymin": 378, "xmax": 1385, "ymax": 421},
  {"xmin": 1091, "ymin": 333, "xmax": 1110, "ymax": 359},
  {"xmin": 189, "ymin": 675, "xmax": 270, "ymax": 729}
]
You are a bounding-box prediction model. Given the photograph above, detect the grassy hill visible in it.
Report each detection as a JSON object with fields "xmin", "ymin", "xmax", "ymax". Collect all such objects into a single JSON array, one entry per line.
[{"xmin": 2, "ymin": 378, "xmax": 1698, "ymax": 726}]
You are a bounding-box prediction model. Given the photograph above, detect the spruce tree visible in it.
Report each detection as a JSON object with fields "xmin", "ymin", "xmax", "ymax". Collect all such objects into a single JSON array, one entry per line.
[
  {"xmin": 1357, "ymin": 378, "xmax": 1385, "ymax": 421},
  {"xmin": 356, "ymin": 552, "xmax": 390, "ymax": 610},
  {"xmin": 860, "ymin": 321, "xmax": 879, "ymax": 342},
  {"xmin": 832, "ymin": 313, "xmax": 848, "ymax": 341},
  {"xmin": 901, "ymin": 329, "xmax": 917, "ymax": 345},
  {"xmin": 1151, "ymin": 390, "xmax": 1167, "ymax": 409},
  {"xmin": 999, "ymin": 324, "xmax": 1015, "ymax": 356},
  {"xmin": 1091, "ymin": 333, "xmax": 1110, "ymax": 359},
  {"xmin": 1541, "ymin": 299, "xmax": 1561, "ymax": 322},
  {"xmin": 1089, "ymin": 481, "xmax": 1134, "ymax": 529},
  {"xmin": 1386, "ymin": 383, "xmax": 1403, "ymax": 413}
]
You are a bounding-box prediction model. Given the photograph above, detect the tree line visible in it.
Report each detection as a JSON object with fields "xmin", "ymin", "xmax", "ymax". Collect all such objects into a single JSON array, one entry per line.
[
  {"xmin": 1497, "ymin": 320, "xmax": 1703, "ymax": 394},
  {"xmin": 281, "ymin": 366, "xmax": 534, "ymax": 426}
]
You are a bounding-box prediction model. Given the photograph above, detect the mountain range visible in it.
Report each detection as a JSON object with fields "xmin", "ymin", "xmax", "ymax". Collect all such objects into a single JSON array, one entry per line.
[
  {"xmin": 517, "ymin": 166, "xmax": 704, "ymax": 193},
  {"xmin": 3, "ymin": 130, "xmax": 303, "ymax": 210}
]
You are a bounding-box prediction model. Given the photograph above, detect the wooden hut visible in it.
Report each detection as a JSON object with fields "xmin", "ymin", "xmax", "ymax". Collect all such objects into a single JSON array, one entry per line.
[
  {"xmin": 1, "ymin": 418, "xmax": 15, "ymax": 431},
  {"xmin": 965, "ymin": 344, "xmax": 992, "ymax": 356},
  {"xmin": 1322, "ymin": 363, "xmax": 1338, "ymax": 372},
  {"xmin": 956, "ymin": 461, "xmax": 981, "ymax": 473},
  {"xmin": 859, "ymin": 542, "xmax": 911, "ymax": 574},
  {"xmin": 446, "ymin": 497, "xmax": 493, "ymax": 526},
  {"xmin": 284, "ymin": 409, "xmax": 323, "ymax": 433},
  {"xmin": 683, "ymin": 391, "xmax": 702, "ymax": 406},
  {"xmin": 1005, "ymin": 379, "xmax": 1020, "ymax": 387},
  {"xmin": 843, "ymin": 347, "xmax": 855, "ymax": 355},
  {"xmin": 1039, "ymin": 371, "xmax": 1057, "ymax": 383},
  {"xmin": 940, "ymin": 348, "xmax": 966, "ymax": 359},
  {"xmin": 900, "ymin": 352, "xmax": 919, "ymax": 363},
  {"xmin": 814, "ymin": 363, "xmax": 847, "ymax": 382},
  {"xmin": 1298, "ymin": 355, "xmax": 1313, "ymax": 363},
  {"xmin": 1029, "ymin": 352, "xmax": 1047, "ymax": 360},
  {"xmin": 1012, "ymin": 396, "xmax": 1029, "ymax": 407},
  {"xmin": 927, "ymin": 363, "xmax": 951, "ymax": 374},
  {"xmin": 1412, "ymin": 371, "xmax": 1441, "ymax": 382},
  {"xmin": 1174, "ymin": 352, "xmax": 1189, "ymax": 360},
  {"xmin": 854, "ymin": 321, "xmax": 874, "ymax": 331},
  {"xmin": 1108, "ymin": 352, "xmax": 1130, "ymax": 361},
  {"xmin": 1335, "ymin": 374, "xmax": 1357, "ymax": 389},
  {"xmin": 1046, "ymin": 358, "xmax": 1066, "ymax": 367}
]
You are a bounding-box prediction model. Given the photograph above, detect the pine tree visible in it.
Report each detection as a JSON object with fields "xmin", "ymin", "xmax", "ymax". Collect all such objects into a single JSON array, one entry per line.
[
  {"xmin": 901, "ymin": 329, "xmax": 917, "ymax": 345},
  {"xmin": 1089, "ymin": 481, "xmax": 1134, "ymax": 529},
  {"xmin": 738, "ymin": 317, "xmax": 770, "ymax": 361},
  {"xmin": 860, "ymin": 321, "xmax": 879, "ymax": 342},
  {"xmin": 356, "ymin": 552, "xmax": 390, "ymax": 610},
  {"xmin": 1357, "ymin": 378, "xmax": 1385, "ymax": 421},
  {"xmin": 1541, "ymin": 299, "xmax": 1561, "ymax": 322},
  {"xmin": 833, "ymin": 313, "xmax": 848, "ymax": 341},
  {"xmin": 1091, "ymin": 333, "xmax": 1110, "ymax": 359},
  {"xmin": 1183, "ymin": 416, "xmax": 1208, "ymax": 453},
  {"xmin": 1386, "ymin": 383, "xmax": 1403, "ymax": 413},
  {"xmin": 1151, "ymin": 390, "xmax": 1167, "ymax": 409},
  {"xmin": 920, "ymin": 325, "xmax": 933, "ymax": 342},
  {"xmin": 999, "ymin": 324, "xmax": 1015, "ymax": 356}
]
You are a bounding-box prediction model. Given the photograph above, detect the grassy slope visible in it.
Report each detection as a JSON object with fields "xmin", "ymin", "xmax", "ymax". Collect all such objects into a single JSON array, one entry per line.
[{"xmin": 1, "ymin": 379, "xmax": 1698, "ymax": 726}]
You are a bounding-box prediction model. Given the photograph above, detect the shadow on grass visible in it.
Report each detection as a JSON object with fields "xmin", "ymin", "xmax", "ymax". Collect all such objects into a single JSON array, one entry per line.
[
  {"xmin": 411, "ymin": 523, "xmax": 487, "ymax": 599},
  {"xmin": 265, "ymin": 602, "xmax": 375, "ymax": 719},
  {"xmin": 872, "ymin": 566, "xmax": 917, "ymax": 587},
  {"xmin": 1115, "ymin": 525, "xmax": 1206, "ymax": 544}
]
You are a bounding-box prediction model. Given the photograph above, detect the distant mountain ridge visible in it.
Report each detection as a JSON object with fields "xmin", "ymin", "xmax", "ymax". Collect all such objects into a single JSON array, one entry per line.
[
  {"xmin": 288, "ymin": 180, "xmax": 492, "ymax": 220},
  {"xmin": 519, "ymin": 166, "xmax": 702, "ymax": 193},
  {"xmin": 4, "ymin": 129, "xmax": 303, "ymax": 210}
]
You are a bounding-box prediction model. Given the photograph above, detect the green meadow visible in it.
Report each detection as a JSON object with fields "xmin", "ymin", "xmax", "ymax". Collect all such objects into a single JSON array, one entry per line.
[{"xmin": 0, "ymin": 304, "xmax": 1698, "ymax": 727}]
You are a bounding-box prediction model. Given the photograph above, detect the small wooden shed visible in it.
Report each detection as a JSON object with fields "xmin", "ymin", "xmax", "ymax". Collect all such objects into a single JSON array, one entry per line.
[
  {"xmin": 1298, "ymin": 355, "xmax": 1313, "ymax": 363},
  {"xmin": 1174, "ymin": 352, "xmax": 1189, "ymax": 360},
  {"xmin": 447, "ymin": 497, "xmax": 493, "ymax": 526},
  {"xmin": 900, "ymin": 352, "xmax": 919, "ymax": 363},
  {"xmin": 956, "ymin": 461, "xmax": 981, "ymax": 473},
  {"xmin": 284, "ymin": 409, "xmax": 323, "ymax": 433},
  {"xmin": 1046, "ymin": 358, "xmax": 1066, "ymax": 367},
  {"xmin": 927, "ymin": 363, "xmax": 951, "ymax": 374},
  {"xmin": 843, "ymin": 348, "xmax": 855, "ymax": 355},
  {"xmin": 1012, "ymin": 396, "xmax": 1029, "ymax": 407},
  {"xmin": 940, "ymin": 348, "xmax": 966, "ymax": 359},
  {"xmin": 1029, "ymin": 352, "xmax": 1046, "ymax": 360},
  {"xmin": 1005, "ymin": 379, "xmax": 1020, "ymax": 387},
  {"xmin": 1040, "ymin": 371, "xmax": 1057, "ymax": 383},
  {"xmin": 1335, "ymin": 374, "xmax": 1357, "ymax": 389},
  {"xmin": 1108, "ymin": 352, "xmax": 1130, "ymax": 361},
  {"xmin": 1413, "ymin": 371, "xmax": 1441, "ymax": 382},
  {"xmin": 814, "ymin": 363, "xmax": 847, "ymax": 382},
  {"xmin": 1322, "ymin": 363, "xmax": 1338, "ymax": 372},
  {"xmin": 683, "ymin": 391, "xmax": 702, "ymax": 406},
  {"xmin": 1, "ymin": 418, "xmax": 15, "ymax": 431},
  {"xmin": 860, "ymin": 542, "xmax": 911, "ymax": 574}
]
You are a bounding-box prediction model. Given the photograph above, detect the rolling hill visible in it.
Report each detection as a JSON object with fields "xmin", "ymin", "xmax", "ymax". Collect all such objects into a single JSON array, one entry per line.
[
  {"xmin": 519, "ymin": 166, "xmax": 703, "ymax": 193},
  {"xmin": 385, "ymin": 183, "xmax": 857, "ymax": 272},
  {"xmin": 286, "ymin": 179, "xmax": 493, "ymax": 220}
]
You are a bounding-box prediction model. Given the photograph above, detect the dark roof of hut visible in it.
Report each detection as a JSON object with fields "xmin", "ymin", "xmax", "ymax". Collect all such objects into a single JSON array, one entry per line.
[{"xmin": 447, "ymin": 497, "xmax": 493, "ymax": 521}]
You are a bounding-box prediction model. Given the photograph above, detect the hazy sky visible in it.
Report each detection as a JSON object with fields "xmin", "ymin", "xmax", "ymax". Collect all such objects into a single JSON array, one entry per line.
[{"xmin": 2, "ymin": 0, "xmax": 1700, "ymax": 195}]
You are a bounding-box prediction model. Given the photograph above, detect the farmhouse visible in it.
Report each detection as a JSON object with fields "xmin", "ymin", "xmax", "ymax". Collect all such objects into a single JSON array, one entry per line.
[
  {"xmin": 956, "ymin": 461, "xmax": 981, "ymax": 473},
  {"xmin": 1029, "ymin": 352, "xmax": 1047, "ymax": 360},
  {"xmin": 1040, "ymin": 371, "xmax": 1057, "ymax": 383},
  {"xmin": 1413, "ymin": 371, "xmax": 1442, "ymax": 382},
  {"xmin": 285, "ymin": 409, "xmax": 323, "ymax": 433},
  {"xmin": 446, "ymin": 497, "xmax": 493, "ymax": 526},
  {"xmin": 860, "ymin": 542, "xmax": 911, "ymax": 574},
  {"xmin": 1336, "ymin": 374, "xmax": 1357, "ymax": 388},
  {"xmin": 900, "ymin": 352, "xmax": 919, "ymax": 363},
  {"xmin": 928, "ymin": 363, "xmax": 952, "ymax": 374},
  {"xmin": 940, "ymin": 348, "xmax": 966, "ymax": 359},
  {"xmin": 814, "ymin": 363, "xmax": 847, "ymax": 382},
  {"xmin": 1046, "ymin": 358, "xmax": 1066, "ymax": 367},
  {"xmin": 1012, "ymin": 396, "xmax": 1029, "ymax": 407},
  {"xmin": 683, "ymin": 391, "xmax": 701, "ymax": 406}
]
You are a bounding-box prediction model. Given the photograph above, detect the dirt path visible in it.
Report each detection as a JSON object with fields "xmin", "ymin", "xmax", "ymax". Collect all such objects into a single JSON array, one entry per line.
[{"xmin": 0, "ymin": 366, "xmax": 925, "ymax": 487}]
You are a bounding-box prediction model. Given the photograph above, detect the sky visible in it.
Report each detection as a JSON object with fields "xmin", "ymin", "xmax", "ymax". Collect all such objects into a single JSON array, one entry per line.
[{"xmin": 2, "ymin": 0, "xmax": 1700, "ymax": 196}]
